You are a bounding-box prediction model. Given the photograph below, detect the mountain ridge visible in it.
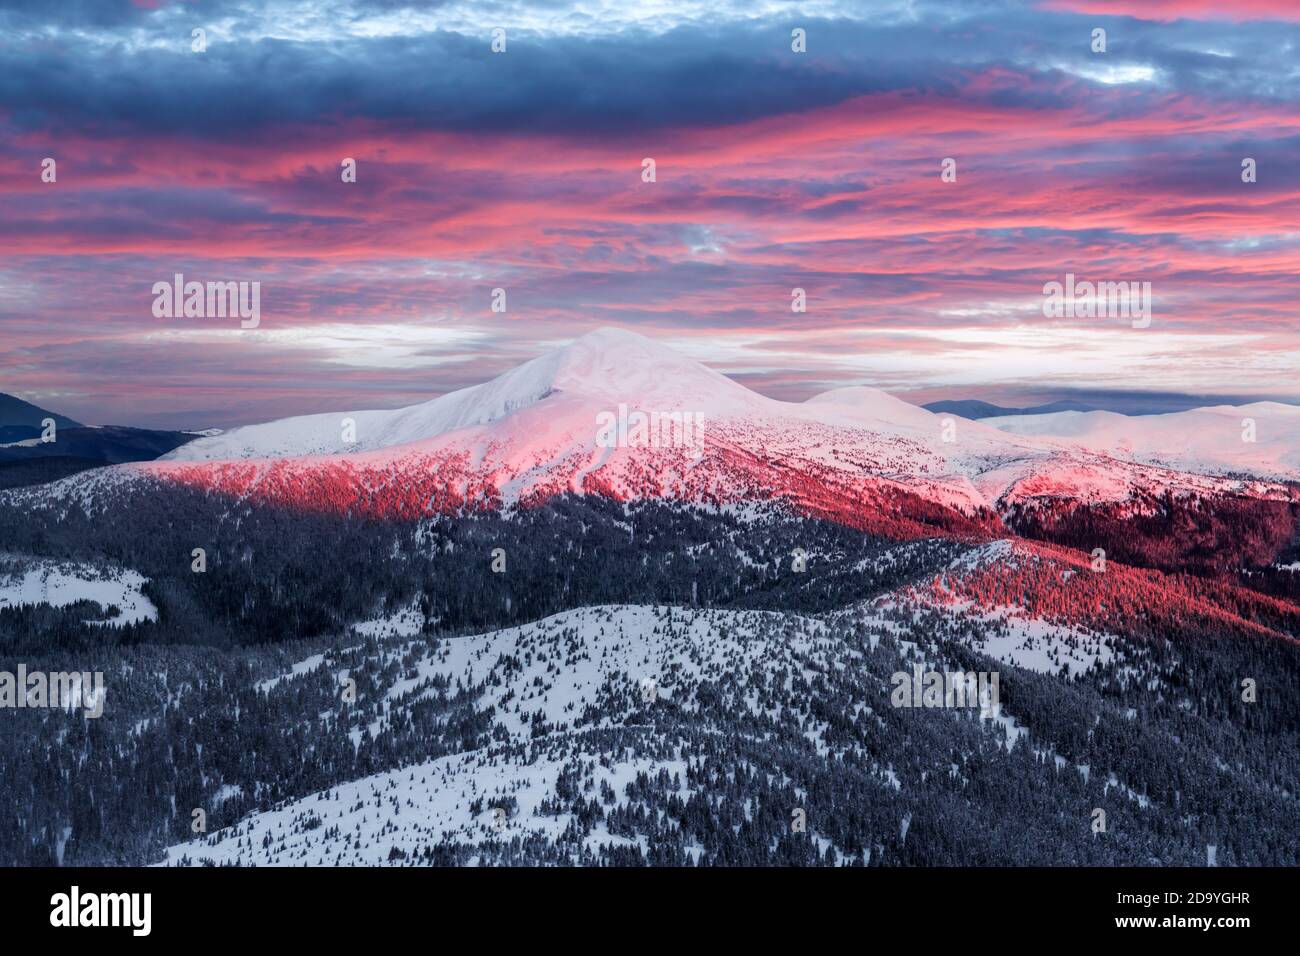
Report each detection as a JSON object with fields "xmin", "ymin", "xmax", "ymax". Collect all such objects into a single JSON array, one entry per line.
[{"xmin": 10, "ymin": 329, "xmax": 1300, "ymax": 569}]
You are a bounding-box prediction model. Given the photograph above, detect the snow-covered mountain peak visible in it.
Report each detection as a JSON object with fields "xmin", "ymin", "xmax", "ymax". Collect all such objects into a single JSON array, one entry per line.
[
  {"xmin": 163, "ymin": 327, "xmax": 758, "ymax": 461},
  {"xmin": 59, "ymin": 329, "xmax": 1299, "ymax": 521},
  {"xmin": 536, "ymin": 326, "xmax": 757, "ymax": 409},
  {"xmin": 803, "ymin": 385, "xmax": 938, "ymax": 428}
]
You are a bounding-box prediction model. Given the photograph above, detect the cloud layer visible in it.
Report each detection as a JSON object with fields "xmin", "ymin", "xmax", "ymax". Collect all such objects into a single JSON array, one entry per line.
[{"xmin": 2, "ymin": 0, "xmax": 1297, "ymax": 427}]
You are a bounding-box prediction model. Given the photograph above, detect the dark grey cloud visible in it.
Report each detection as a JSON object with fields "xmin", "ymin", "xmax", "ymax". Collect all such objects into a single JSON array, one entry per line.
[{"xmin": 3, "ymin": 1, "xmax": 1296, "ymax": 141}]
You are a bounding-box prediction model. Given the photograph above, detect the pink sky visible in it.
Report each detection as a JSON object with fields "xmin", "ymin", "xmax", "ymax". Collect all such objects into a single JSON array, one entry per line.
[{"xmin": 2, "ymin": 0, "xmax": 1297, "ymax": 427}]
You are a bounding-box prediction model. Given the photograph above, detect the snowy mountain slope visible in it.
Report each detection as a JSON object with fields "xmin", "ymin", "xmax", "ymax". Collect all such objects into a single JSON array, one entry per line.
[
  {"xmin": 985, "ymin": 403, "xmax": 1300, "ymax": 482},
  {"xmin": 157, "ymin": 599, "xmax": 1080, "ymax": 867},
  {"xmin": 902, "ymin": 536, "xmax": 1300, "ymax": 645},
  {"xmin": 159, "ymin": 328, "xmax": 1040, "ymax": 480},
  {"xmin": 0, "ymin": 553, "xmax": 157, "ymax": 625},
  {"xmin": 804, "ymin": 384, "xmax": 948, "ymax": 430},
  {"xmin": 10, "ymin": 329, "xmax": 1299, "ymax": 547},
  {"xmin": 158, "ymin": 603, "xmax": 842, "ymax": 865},
  {"xmin": 161, "ymin": 744, "xmax": 686, "ymax": 866},
  {"xmin": 7, "ymin": 515, "xmax": 1287, "ymax": 867},
  {"xmin": 162, "ymin": 328, "xmax": 765, "ymax": 461},
  {"xmin": 158, "ymin": 559, "xmax": 1257, "ymax": 868},
  {"xmin": 865, "ymin": 541, "xmax": 1121, "ymax": 677}
]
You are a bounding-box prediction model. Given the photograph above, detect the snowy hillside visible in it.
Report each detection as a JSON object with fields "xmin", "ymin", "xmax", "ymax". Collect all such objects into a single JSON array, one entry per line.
[
  {"xmin": 985, "ymin": 402, "xmax": 1300, "ymax": 481},
  {"xmin": 5, "ymin": 496, "xmax": 1291, "ymax": 867},
  {"xmin": 158, "ymin": 577, "xmax": 1235, "ymax": 868},
  {"xmin": 156, "ymin": 600, "xmax": 1041, "ymax": 866},
  {"xmin": 0, "ymin": 553, "xmax": 157, "ymax": 625},
  {"xmin": 12, "ymin": 328, "xmax": 1290, "ymax": 540},
  {"xmin": 159, "ymin": 604, "xmax": 818, "ymax": 865}
]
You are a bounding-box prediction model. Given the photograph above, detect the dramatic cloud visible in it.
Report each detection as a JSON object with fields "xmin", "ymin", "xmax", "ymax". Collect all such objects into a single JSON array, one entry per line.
[{"xmin": 1, "ymin": 0, "xmax": 1297, "ymax": 426}]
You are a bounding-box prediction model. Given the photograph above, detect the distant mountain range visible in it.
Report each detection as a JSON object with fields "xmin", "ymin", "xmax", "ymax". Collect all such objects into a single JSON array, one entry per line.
[
  {"xmin": 922, "ymin": 399, "xmax": 1098, "ymax": 419},
  {"xmin": 0, "ymin": 392, "xmax": 202, "ymax": 488},
  {"xmin": 0, "ymin": 392, "xmax": 81, "ymax": 442},
  {"xmin": 15, "ymin": 327, "xmax": 1300, "ymax": 575}
]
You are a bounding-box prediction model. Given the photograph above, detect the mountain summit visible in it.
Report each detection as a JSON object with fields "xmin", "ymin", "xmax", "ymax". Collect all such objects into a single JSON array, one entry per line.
[
  {"xmin": 164, "ymin": 327, "xmax": 763, "ymax": 461},
  {"xmin": 0, "ymin": 392, "xmax": 81, "ymax": 441},
  {"xmin": 11, "ymin": 327, "xmax": 1297, "ymax": 555}
]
